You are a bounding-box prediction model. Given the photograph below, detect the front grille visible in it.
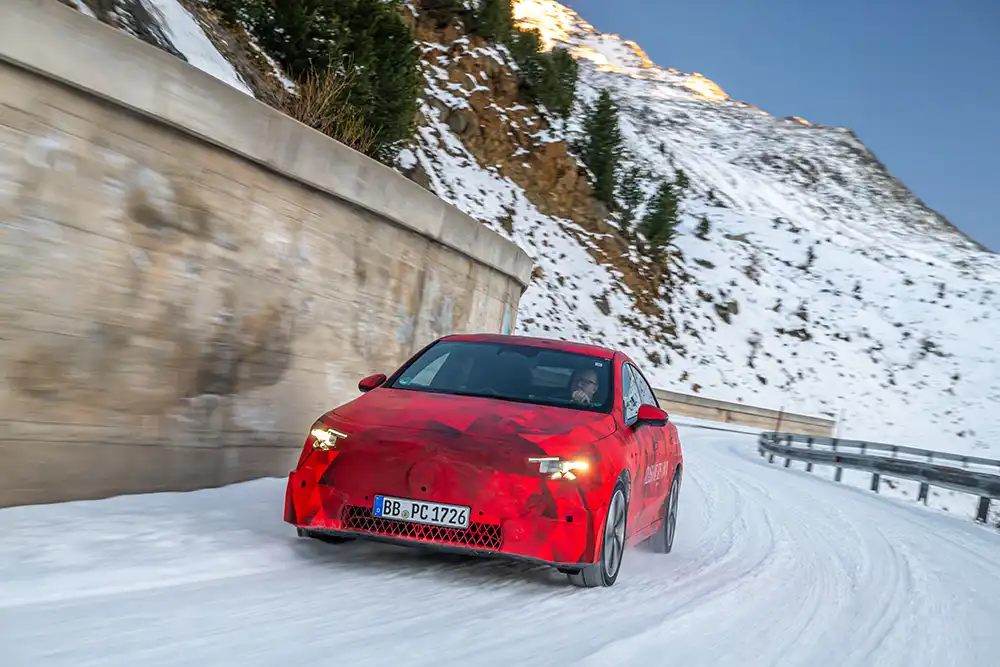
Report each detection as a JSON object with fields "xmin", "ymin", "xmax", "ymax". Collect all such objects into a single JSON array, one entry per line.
[{"xmin": 342, "ymin": 505, "xmax": 503, "ymax": 551}]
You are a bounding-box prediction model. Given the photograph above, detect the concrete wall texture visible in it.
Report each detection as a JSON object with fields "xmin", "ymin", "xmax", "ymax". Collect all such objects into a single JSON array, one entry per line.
[{"xmin": 0, "ymin": 0, "xmax": 533, "ymax": 507}]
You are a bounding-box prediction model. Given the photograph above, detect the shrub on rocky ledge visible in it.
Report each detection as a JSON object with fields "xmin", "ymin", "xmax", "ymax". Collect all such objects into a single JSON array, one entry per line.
[
  {"xmin": 261, "ymin": 66, "xmax": 376, "ymax": 155},
  {"xmin": 208, "ymin": 0, "xmax": 419, "ymax": 163}
]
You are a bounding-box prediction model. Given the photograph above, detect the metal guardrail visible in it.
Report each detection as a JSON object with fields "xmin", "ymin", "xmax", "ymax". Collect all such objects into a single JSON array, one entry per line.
[{"xmin": 758, "ymin": 432, "xmax": 1000, "ymax": 524}]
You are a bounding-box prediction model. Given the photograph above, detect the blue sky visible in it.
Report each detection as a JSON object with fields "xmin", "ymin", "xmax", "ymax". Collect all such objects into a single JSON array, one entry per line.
[{"xmin": 563, "ymin": 0, "xmax": 1000, "ymax": 252}]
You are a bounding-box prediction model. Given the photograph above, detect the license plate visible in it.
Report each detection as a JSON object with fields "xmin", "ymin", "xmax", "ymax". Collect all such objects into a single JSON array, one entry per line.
[{"xmin": 372, "ymin": 495, "xmax": 471, "ymax": 530}]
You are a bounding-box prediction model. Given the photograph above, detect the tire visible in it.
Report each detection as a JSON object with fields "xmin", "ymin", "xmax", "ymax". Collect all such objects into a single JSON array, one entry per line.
[
  {"xmin": 567, "ymin": 480, "xmax": 629, "ymax": 588},
  {"xmin": 651, "ymin": 470, "xmax": 680, "ymax": 554},
  {"xmin": 297, "ymin": 528, "xmax": 353, "ymax": 544}
]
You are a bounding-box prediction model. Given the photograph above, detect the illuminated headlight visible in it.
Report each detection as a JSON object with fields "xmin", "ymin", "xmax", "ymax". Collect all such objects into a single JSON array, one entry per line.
[
  {"xmin": 528, "ymin": 457, "xmax": 590, "ymax": 481},
  {"xmin": 311, "ymin": 427, "xmax": 349, "ymax": 451}
]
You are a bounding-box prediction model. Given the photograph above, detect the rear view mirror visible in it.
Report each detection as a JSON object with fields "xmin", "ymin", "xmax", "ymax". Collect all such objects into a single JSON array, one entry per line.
[
  {"xmin": 359, "ymin": 373, "xmax": 387, "ymax": 393},
  {"xmin": 636, "ymin": 404, "xmax": 669, "ymax": 427}
]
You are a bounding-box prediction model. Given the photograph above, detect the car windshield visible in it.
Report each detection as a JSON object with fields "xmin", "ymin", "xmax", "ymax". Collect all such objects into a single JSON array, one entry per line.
[{"xmin": 389, "ymin": 340, "xmax": 614, "ymax": 413}]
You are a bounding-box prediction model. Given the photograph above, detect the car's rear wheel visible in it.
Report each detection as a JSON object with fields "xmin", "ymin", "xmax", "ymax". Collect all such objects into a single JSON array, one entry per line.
[
  {"xmin": 567, "ymin": 480, "xmax": 628, "ymax": 588},
  {"xmin": 297, "ymin": 528, "xmax": 353, "ymax": 544},
  {"xmin": 651, "ymin": 470, "xmax": 680, "ymax": 554}
]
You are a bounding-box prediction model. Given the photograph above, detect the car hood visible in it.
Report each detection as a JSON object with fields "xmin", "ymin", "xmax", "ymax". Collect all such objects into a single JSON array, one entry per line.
[{"xmin": 320, "ymin": 387, "xmax": 617, "ymax": 456}]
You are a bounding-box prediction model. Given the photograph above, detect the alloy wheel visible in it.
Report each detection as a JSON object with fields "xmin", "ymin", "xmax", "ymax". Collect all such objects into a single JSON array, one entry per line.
[{"xmin": 603, "ymin": 488, "xmax": 627, "ymax": 578}]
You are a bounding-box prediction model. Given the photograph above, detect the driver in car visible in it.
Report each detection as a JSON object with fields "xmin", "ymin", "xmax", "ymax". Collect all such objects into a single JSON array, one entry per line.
[{"xmin": 569, "ymin": 367, "xmax": 599, "ymax": 406}]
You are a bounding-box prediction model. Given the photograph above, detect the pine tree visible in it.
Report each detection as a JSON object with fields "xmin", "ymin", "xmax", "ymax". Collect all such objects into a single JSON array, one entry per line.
[
  {"xmin": 471, "ymin": 0, "xmax": 512, "ymax": 42},
  {"xmin": 582, "ymin": 90, "xmax": 623, "ymax": 207},
  {"xmin": 335, "ymin": 0, "xmax": 420, "ymax": 161},
  {"xmin": 538, "ymin": 47, "xmax": 578, "ymax": 118},
  {"xmin": 242, "ymin": 0, "xmax": 420, "ymax": 163},
  {"xmin": 641, "ymin": 180, "xmax": 680, "ymax": 253},
  {"xmin": 507, "ymin": 29, "xmax": 578, "ymax": 118},
  {"xmin": 695, "ymin": 215, "xmax": 711, "ymax": 240},
  {"xmin": 207, "ymin": 0, "xmax": 244, "ymax": 24},
  {"xmin": 471, "ymin": 2, "xmax": 579, "ymax": 120},
  {"xmin": 616, "ymin": 165, "xmax": 645, "ymax": 235},
  {"xmin": 674, "ymin": 167, "xmax": 689, "ymax": 191},
  {"xmin": 245, "ymin": 0, "xmax": 344, "ymax": 77},
  {"xmin": 508, "ymin": 26, "xmax": 541, "ymax": 64}
]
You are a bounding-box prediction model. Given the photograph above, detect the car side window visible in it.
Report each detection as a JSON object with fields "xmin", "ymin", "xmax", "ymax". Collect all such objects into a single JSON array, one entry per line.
[
  {"xmin": 622, "ymin": 363, "xmax": 641, "ymax": 424},
  {"xmin": 629, "ymin": 364, "xmax": 659, "ymax": 408}
]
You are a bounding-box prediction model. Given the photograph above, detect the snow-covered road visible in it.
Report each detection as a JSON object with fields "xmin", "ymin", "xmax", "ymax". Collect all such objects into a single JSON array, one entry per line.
[{"xmin": 3, "ymin": 426, "xmax": 998, "ymax": 667}]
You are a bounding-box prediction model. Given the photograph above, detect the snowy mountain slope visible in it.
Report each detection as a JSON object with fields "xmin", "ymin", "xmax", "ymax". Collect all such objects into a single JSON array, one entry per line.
[
  {"xmin": 513, "ymin": 0, "xmax": 992, "ymax": 260},
  {"xmin": 60, "ymin": 0, "xmax": 1000, "ymax": 460},
  {"xmin": 401, "ymin": 1, "xmax": 1000, "ymax": 457}
]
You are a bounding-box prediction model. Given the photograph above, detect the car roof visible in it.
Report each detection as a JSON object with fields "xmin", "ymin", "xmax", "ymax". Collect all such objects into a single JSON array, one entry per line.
[{"xmin": 440, "ymin": 333, "xmax": 617, "ymax": 360}]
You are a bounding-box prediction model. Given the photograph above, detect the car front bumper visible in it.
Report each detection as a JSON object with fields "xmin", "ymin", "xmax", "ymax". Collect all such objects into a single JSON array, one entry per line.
[{"xmin": 283, "ymin": 466, "xmax": 605, "ymax": 566}]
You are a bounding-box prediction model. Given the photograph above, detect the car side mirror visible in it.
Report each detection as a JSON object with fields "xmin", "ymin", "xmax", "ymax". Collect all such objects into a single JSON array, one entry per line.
[
  {"xmin": 359, "ymin": 373, "xmax": 387, "ymax": 393},
  {"xmin": 636, "ymin": 404, "xmax": 669, "ymax": 427}
]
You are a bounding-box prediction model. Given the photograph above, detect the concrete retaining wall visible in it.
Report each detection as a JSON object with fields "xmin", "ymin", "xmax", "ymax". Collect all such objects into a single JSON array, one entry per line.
[
  {"xmin": 0, "ymin": 0, "xmax": 533, "ymax": 507},
  {"xmin": 653, "ymin": 389, "xmax": 836, "ymax": 437}
]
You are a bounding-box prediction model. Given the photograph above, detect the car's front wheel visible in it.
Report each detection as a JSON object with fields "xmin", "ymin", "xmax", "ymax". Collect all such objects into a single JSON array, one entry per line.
[{"xmin": 567, "ymin": 480, "xmax": 628, "ymax": 588}]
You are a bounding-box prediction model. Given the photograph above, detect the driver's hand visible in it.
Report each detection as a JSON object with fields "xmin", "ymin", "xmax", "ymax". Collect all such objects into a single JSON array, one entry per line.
[{"xmin": 572, "ymin": 389, "xmax": 590, "ymax": 405}]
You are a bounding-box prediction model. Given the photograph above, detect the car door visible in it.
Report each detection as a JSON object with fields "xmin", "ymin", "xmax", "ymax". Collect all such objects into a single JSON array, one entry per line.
[
  {"xmin": 618, "ymin": 359, "xmax": 646, "ymax": 534},
  {"xmin": 626, "ymin": 363, "xmax": 671, "ymax": 529}
]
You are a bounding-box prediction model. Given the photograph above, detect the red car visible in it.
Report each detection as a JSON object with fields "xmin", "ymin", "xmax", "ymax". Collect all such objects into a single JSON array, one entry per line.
[{"xmin": 284, "ymin": 333, "xmax": 683, "ymax": 587}]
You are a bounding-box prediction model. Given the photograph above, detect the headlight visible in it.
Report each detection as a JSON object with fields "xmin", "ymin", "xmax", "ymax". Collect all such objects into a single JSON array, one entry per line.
[
  {"xmin": 311, "ymin": 426, "xmax": 349, "ymax": 451},
  {"xmin": 528, "ymin": 457, "xmax": 590, "ymax": 481}
]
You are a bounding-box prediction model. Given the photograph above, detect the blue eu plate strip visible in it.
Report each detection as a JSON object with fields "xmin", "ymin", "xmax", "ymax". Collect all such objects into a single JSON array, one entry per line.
[{"xmin": 372, "ymin": 495, "xmax": 385, "ymax": 517}]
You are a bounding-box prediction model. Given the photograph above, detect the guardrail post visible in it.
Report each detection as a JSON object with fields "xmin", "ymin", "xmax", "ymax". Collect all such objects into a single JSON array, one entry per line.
[
  {"xmin": 783, "ymin": 434, "xmax": 793, "ymax": 467},
  {"xmin": 832, "ymin": 439, "xmax": 843, "ymax": 482},
  {"xmin": 917, "ymin": 482, "xmax": 929, "ymax": 505},
  {"xmin": 762, "ymin": 433, "xmax": 775, "ymax": 463},
  {"xmin": 870, "ymin": 472, "xmax": 880, "ymax": 493},
  {"xmin": 805, "ymin": 437, "xmax": 814, "ymax": 473},
  {"xmin": 975, "ymin": 497, "xmax": 990, "ymax": 524}
]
